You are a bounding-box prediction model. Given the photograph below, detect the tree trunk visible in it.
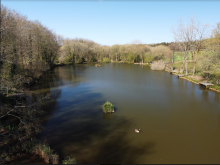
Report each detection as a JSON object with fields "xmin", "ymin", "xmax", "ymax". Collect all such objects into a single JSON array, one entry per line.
[
  {"xmin": 185, "ymin": 51, "xmax": 188, "ymax": 76},
  {"xmin": 116, "ymin": 53, "xmax": 117, "ymax": 62},
  {"xmin": 72, "ymin": 54, "xmax": 74, "ymax": 64},
  {"xmin": 192, "ymin": 51, "xmax": 196, "ymax": 77},
  {"xmin": 193, "ymin": 61, "xmax": 196, "ymax": 76},
  {"xmin": 171, "ymin": 51, "xmax": 174, "ymax": 71}
]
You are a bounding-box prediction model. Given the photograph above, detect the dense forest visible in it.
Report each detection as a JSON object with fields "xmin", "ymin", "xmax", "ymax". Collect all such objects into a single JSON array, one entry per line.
[
  {"xmin": 0, "ymin": 5, "xmax": 62, "ymax": 163},
  {"xmin": 59, "ymin": 38, "xmax": 173, "ymax": 64}
]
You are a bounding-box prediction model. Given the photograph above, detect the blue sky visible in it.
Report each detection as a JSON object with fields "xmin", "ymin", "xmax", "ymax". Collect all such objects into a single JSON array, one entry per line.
[{"xmin": 2, "ymin": 0, "xmax": 220, "ymax": 46}]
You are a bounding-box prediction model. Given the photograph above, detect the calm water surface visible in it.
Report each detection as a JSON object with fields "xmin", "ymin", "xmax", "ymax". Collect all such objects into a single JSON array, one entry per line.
[{"xmin": 32, "ymin": 64, "xmax": 220, "ymax": 164}]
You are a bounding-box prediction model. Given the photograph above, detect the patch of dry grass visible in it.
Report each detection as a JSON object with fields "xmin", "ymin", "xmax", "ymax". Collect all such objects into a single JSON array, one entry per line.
[{"xmin": 29, "ymin": 140, "xmax": 59, "ymax": 164}]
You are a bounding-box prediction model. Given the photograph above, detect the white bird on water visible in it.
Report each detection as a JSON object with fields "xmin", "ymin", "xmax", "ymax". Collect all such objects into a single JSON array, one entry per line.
[{"xmin": 134, "ymin": 129, "xmax": 140, "ymax": 133}]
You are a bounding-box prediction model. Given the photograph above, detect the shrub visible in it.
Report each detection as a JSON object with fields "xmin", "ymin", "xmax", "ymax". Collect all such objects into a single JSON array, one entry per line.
[
  {"xmin": 209, "ymin": 72, "xmax": 220, "ymax": 85},
  {"xmin": 102, "ymin": 102, "xmax": 114, "ymax": 113},
  {"xmin": 91, "ymin": 57, "xmax": 97, "ymax": 62},
  {"xmin": 62, "ymin": 156, "xmax": 76, "ymax": 164},
  {"xmin": 144, "ymin": 53, "xmax": 154, "ymax": 63},
  {"xmin": 29, "ymin": 140, "xmax": 59, "ymax": 164},
  {"xmin": 151, "ymin": 60, "xmax": 165, "ymax": 70},
  {"xmin": 127, "ymin": 53, "xmax": 135, "ymax": 63},
  {"xmin": 103, "ymin": 57, "xmax": 111, "ymax": 63}
]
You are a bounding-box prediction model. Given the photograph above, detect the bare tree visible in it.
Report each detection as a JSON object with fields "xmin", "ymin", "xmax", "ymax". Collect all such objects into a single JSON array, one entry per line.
[
  {"xmin": 150, "ymin": 45, "xmax": 171, "ymax": 61},
  {"xmin": 173, "ymin": 17, "xmax": 209, "ymax": 76}
]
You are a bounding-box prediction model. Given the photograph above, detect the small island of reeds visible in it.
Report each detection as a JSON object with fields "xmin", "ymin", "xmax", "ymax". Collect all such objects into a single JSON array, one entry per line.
[{"xmin": 102, "ymin": 101, "xmax": 114, "ymax": 113}]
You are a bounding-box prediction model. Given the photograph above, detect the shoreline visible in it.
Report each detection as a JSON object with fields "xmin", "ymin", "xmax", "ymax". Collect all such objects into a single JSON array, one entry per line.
[
  {"xmin": 165, "ymin": 69, "xmax": 220, "ymax": 93},
  {"xmin": 4, "ymin": 65, "xmax": 219, "ymax": 164},
  {"xmin": 1, "ymin": 64, "xmax": 75, "ymax": 164}
]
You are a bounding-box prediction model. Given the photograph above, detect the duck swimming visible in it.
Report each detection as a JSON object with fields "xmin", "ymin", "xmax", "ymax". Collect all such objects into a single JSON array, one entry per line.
[{"xmin": 134, "ymin": 129, "xmax": 140, "ymax": 133}]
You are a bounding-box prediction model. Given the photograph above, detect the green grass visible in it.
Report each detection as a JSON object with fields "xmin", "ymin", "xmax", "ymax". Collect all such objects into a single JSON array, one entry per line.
[
  {"xmin": 173, "ymin": 51, "xmax": 198, "ymax": 62},
  {"xmin": 211, "ymin": 85, "xmax": 220, "ymax": 91},
  {"xmin": 184, "ymin": 76, "xmax": 199, "ymax": 83},
  {"xmin": 173, "ymin": 62, "xmax": 183, "ymax": 70},
  {"xmin": 172, "ymin": 50, "xmax": 214, "ymax": 62}
]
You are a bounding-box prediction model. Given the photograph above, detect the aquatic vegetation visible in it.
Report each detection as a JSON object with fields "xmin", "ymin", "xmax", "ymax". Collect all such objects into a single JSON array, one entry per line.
[
  {"xmin": 29, "ymin": 140, "xmax": 59, "ymax": 164},
  {"xmin": 28, "ymin": 140, "xmax": 77, "ymax": 164},
  {"xmin": 102, "ymin": 101, "xmax": 114, "ymax": 113}
]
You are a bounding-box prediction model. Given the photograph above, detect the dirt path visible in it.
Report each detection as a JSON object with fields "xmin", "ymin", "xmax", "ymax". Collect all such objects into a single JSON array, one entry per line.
[{"xmin": 188, "ymin": 75, "xmax": 207, "ymax": 82}]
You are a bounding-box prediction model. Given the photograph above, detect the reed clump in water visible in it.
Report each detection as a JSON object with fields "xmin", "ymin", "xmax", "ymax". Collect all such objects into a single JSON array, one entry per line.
[
  {"xmin": 95, "ymin": 64, "xmax": 100, "ymax": 67},
  {"xmin": 102, "ymin": 101, "xmax": 114, "ymax": 113}
]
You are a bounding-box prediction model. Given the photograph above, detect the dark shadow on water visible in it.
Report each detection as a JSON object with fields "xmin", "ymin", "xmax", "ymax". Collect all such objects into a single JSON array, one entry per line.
[
  {"xmin": 103, "ymin": 113, "xmax": 114, "ymax": 120},
  {"xmin": 31, "ymin": 64, "xmax": 157, "ymax": 164},
  {"xmin": 37, "ymin": 86, "xmax": 155, "ymax": 164},
  {"xmin": 89, "ymin": 133, "xmax": 156, "ymax": 164}
]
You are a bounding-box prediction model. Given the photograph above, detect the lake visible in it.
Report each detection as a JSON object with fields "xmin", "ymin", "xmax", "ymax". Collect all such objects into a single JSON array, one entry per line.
[{"xmin": 31, "ymin": 63, "xmax": 220, "ymax": 164}]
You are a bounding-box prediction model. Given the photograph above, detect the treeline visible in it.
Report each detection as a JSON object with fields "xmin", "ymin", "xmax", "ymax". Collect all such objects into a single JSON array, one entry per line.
[
  {"xmin": 0, "ymin": 5, "xmax": 61, "ymax": 92},
  {"xmin": 148, "ymin": 42, "xmax": 170, "ymax": 47},
  {"xmin": 0, "ymin": 6, "xmax": 63, "ymax": 163},
  {"xmin": 1, "ymin": 4, "xmax": 219, "ymax": 89},
  {"xmin": 59, "ymin": 39, "xmax": 172, "ymax": 64}
]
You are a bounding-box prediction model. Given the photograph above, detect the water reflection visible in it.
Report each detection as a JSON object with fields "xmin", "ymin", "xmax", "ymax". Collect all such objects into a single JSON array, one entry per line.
[{"xmin": 215, "ymin": 92, "xmax": 220, "ymax": 102}]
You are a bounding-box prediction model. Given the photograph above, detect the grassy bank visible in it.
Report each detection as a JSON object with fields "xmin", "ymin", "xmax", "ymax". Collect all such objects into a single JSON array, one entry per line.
[
  {"xmin": 1, "ymin": 138, "xmax": 76, "ymax": 164},
  {"xmin": 28, "ymin": 140, "xmax": 76, "ymax": 164},
  {"xmin": 165, "ymin": 69, "xmax": 220, "ymax": 93}
]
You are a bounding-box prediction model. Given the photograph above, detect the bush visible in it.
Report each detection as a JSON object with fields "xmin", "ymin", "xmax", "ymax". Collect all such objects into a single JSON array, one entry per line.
[
  {"xmin": 144, "ymin": 53, "xmax": 154, "ymax": 63},
  {"xmin": 102, "ymin": 102, "xmax": 114, "ymax": 113},
  {"xmin": 62, "ymin": 156, "xmax": 76, "ymax": 164},
  {"xmin": 29, "ymin": 140, "xmax": 59, "ymax": 164},
  {"xmin": 91, "ymin": 57, "xmax": 97, "ymax": 62},
  {"xmin": 209, "ymin": 72, "xmax": 220, "ymax": 85},
  {"xmin": 151, "ymin": 60, "xmax": 165, "ymax": 70},
  {"xmin": 127, "ymin": 53, "xmax": 135, "ymax": 63},
  {"xmin": 103, "ymin": 57, "xmax": 111, "ymax": 63}
]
